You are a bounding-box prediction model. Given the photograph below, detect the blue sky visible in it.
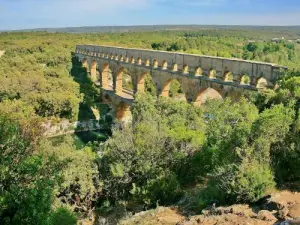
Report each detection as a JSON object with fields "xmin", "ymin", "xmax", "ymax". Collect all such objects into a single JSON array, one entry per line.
[{"xmin": 1, "ymin": 0, "xmax": 300, "ymax": 30}]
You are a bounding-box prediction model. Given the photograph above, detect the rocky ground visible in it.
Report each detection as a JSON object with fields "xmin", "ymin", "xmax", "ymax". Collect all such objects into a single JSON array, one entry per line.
[{"xmin": 118, "ymin": 191, "xmax": 300, "ymax": 225}]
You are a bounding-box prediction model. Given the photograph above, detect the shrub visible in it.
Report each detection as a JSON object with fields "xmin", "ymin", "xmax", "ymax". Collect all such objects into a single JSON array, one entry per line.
[{"xmin": 210, "ymin": 161, "xmax": 275, "ymax": 204}]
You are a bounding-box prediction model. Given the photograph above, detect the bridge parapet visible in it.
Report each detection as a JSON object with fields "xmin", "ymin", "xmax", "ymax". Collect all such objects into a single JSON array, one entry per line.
[{"xmin": 76, "ymin": 44, "xmax": 287, "ymax": 88}]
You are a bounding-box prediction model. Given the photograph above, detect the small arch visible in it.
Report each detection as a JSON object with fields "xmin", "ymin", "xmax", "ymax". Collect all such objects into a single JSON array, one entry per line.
[
  {"xmin": 144, "ymin": 59, "xmax": 150, "ymax": 67},
  {"xmin": 130, "ymin": 56, "xmax": 135, "ymax": 64},
  {"xmin": 115, "ymin": 54, "xmax": 118, "ymax": 60},
  {"xmin": 137, "ymin": 57, "xmax": 142, "ymax": 65},
  {"xmin": 125, "ymin": 56, "xmax": 129, "ymax": 63},
  {"xmin": 195, "ymin": 67, "xmax": 202, "ymax": 76},
  {"xmin": 256, "ymin": 77, "xmax": 268, "ymax": 89},
  {"xmin": 97, "ymin": 52, "xmax": 101, "ymax": 57},
  {"xmin": 105, "ymin": 53, "xmax": 109, "ymax": 58},
  {"xmin": 194, "ymin": 88, "xmax": 223, "ymax": 106},
  {"xmin": 172, "ymin": 64, "xmax": 178, "ymax": 72},
  {"xmin": 208, "ymin": 69, "xmax": 216, "ymax": 79},
  {"xmin": 153, "ymin": 59, "xmax": 158, "ymax": 68},
  {"xmin": 119, "ymin": 55, "xmax": 124, "ymax": 62},
  {"xmin": 240, "ymin": 74, "xmax": 251, "ymax": 85},
  {"xmin": 183, "ymin": 65, "xmax": 189, "ymax": 74},
  {"xmin": 110, "ymin": 54, "xmax": 114, "ymax": 60},
  {"xmin": 162, "ymin": 60, "xmax": 168, "ymax": 70},
  {"xmin": 224, "ymin": 71, "xmax": 233, "ymax": 82},
  {"xmin": 93, "ymin": 51, "xmax": 97, "ymax": 56}
]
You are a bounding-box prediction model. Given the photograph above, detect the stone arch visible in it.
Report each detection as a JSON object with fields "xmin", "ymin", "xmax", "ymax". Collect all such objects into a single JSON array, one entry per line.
[
  {"xmin": 130, "ymin": 56, "xmax": 135, "ymax": 64},
  {"xmin": 172, "ymin": 64, "xmax": 178, "ymax": 72},
  {"xmin": 144, "ymin": 59, "xmax": 150, "ymax": 66},
  {"xmin": 115, "ymin": 67, "xmax": 124, "ymax": 94},
  {"xmin": 153, "ymin": 59, "xmax": 158, "ymax": 68},
  {"xmin": 195, "ymin": 67, "xmax": 202, "ymax": 76},
  {"xmin": 224, "ymin": 71, "xmax": 233, "ymax": 82},
  {"xmin": 161, "ymin": 79, "xmax": 186, "ymax": 100},
  {"xmin": 137, "ymin": 57, "xmax": 142, "ymax": 65},
  {"xmin": 119, "ymin": 55, "xmax": 124, "ymax": 62},
  {"xmin": 162, "ymin": 60, "xmax": 168, "ymax": 70},
  {"xmin": 90, "ymin": 60, "xmax": 98, "ymax": 82},
  {"xmin": 122, "ymin": 68, "xmax": 134, "ymax": 92},
  {"xmin": 194, "ymin": 88, "xmax": 223, "ymax": 106},
  {"xmin": 116, "ymin": 102, "xmax": 132, "ymax": 123},
  {"xmin": 183, "ymin": 65, "xmax": 189, "ymax": 74},
  {"xmin": 101, "ymin": 63, "xmax": 110, "ymax": 89},
  {"xmin": 136, "ymin": 72, "xmax": 157, "ymax": 95},
  {"xmin": 82, "ymin": 58, "xmax": 89, "ymax": 71},
  {"xmin": 208, "ymin": 69, "xmax": 216, "ymax": 79},
  {"xmin": 240, "ymin": 74, "xmax": 251, "ymax": 85},
  {"xmin": 256, "ymin": 77, "xmax": 268, "ymax": 89}
]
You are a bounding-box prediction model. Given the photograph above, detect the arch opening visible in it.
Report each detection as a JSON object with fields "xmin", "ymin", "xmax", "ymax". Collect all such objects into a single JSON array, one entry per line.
[
  {"xmin": 256, "ymin": 77, "xmax": 268, "ymax": 89},
  {"xmin": 194, "ymin": 88, "xmax": 223, "ymax": 106},
  {"xmin": 195, "ymin": 67, "xmax": 202, "ymax": 76},
  {"xmin": 82, "ymin": 58, "xmax": 88, "ymax": 71},
  {"xmin": 101, "ymin": 63, "xmax": 111, "ymax": 89},
  {"xmin": 208, "ymin": 69, "xmax": 216, "ymax": 79},
  {"xmin": 116, "ymin": 102, "xmax": 132, "ymax": 123},
  {"xmin": 137, "ymin": 57, "xmax": 142, "ymax": 65},
  {"xmin": 183, "ymin": 65, "xmax": 189, "ymax": 74},
  {"xmin": 144, "ymin": 59, "xmax": 150, "ymax": 67},
  {"xmin": 162, "ymin": 60, "xmax": 168, "ymax": 70},
  {"xmin": 90, "ymin": 60, "xmax": 98, "ymax": 82},
  {"xmin": 240, "ymin": 74, "xmax": 251, "ymax": 85},
  {"xmin": 161, "ymin": 79, "xmax": 186, "ymax": 101},
  {"xmin": 122, "ymin": 68, "xmax": 134, "ymax": 93},
  {"xmin": 137, "ymin": 72, "xmax": 157, "ymax": 96},
  {"xmin": 224, "ymin": 71, "xmax": 233, "ymax": 82},
  {"xmin": 153, "ymin": 59, "xmax": 158, "ymax": 68}
]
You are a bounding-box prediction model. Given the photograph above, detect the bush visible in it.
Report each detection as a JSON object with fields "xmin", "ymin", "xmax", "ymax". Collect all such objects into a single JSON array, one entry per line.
[{"xmin": 210, "ymin": 161, "xmax": 275, "ymax": 204}]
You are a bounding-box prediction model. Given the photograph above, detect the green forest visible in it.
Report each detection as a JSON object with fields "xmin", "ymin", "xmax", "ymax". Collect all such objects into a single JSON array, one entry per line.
[{"xmin": 0, "ymin": 29, "xmax": 299, "ymax": 224}]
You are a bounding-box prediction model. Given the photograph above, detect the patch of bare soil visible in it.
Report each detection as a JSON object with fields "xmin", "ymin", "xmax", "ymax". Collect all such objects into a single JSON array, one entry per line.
[{"xmin": 0, "ymin": 50, "xmax": 5, "ymax": 58}]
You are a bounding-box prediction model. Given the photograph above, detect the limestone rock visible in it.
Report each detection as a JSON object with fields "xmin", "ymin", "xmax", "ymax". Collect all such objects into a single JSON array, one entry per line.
[{"xmin": 257, "ymin": 210, "xmax": 277, "ymax": 222}]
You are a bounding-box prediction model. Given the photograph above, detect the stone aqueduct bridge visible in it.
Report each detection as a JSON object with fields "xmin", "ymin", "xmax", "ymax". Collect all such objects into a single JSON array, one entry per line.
[{"xmin": 75, "ymin": 44, "xmax": 286, "ymax": 122}]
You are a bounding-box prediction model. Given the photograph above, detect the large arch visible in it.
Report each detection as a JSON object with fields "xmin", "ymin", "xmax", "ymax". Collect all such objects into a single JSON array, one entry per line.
[
  {"xmin": 101, "ymin": 63, "xmax": 110, "ymax": 89},
  {"xmin": 193, "ymin": 88, "xmax": 223, "ymax": 106},
  {"xmin": 160, "ymin": 79, "xmax": 186, "ymax": 101},
  {"xmin": 136, "ymin": 72, "xmax": 157, "ymax": 95},
  {"xmin": 116, "ymin": 102, "xmax": 132, "ymax": 122},
  {"xmin": 82, "ymin": 58, "xmax": 88, "ymax": 71},
  {"xmin": 115, "ymin": 67, "xmax": 124, "ymax": 95},
  {"xmin": 122, "ymin": 68, "xmax": 134, "ymax": 93},
  {"xmin": 90, "ymin": 60, "xmax": 97, "ymax": 82}
]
